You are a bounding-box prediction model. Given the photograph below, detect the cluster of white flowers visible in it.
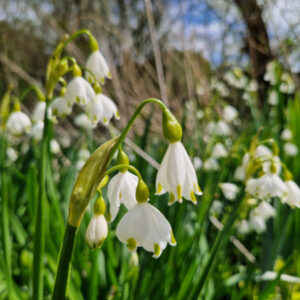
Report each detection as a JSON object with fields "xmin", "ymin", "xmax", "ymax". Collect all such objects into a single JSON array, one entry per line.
[
  {"xmin": 281, "ymin": 128, "xmax": 298, "ymax": 157},
  {"xmin": 86, "ymin": 138, "xmax": 202, "ymax": 257},
  {"xmin": 224, "ymin": 68, "xmax": 248, "ymax": 89},
  {"xmin": 234, "ymin": 142, "xmax": 300, "ymax": 235}
]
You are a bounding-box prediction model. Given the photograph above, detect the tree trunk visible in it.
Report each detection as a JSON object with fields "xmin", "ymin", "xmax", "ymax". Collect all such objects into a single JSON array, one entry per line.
[{"xmin": 234, "ymin": 0, "xmax": 272, "ymax": 104}]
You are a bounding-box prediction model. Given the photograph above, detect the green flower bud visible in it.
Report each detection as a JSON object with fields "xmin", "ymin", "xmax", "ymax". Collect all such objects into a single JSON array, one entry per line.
[
  {"xmin": 57, "ymin": 59, "xmax": 69, "ymax": 77},
  {"xmin": 89, "ymin": 34, "xmax": 99, "ymax": 52},
  {"xmin": 136, "ymin": 180, "xmax": 149, "ymax": 203},
  {"xmin": 284, "ymin": 169, "xmax": 293, "ymax": 181},
  {"xmin": 94, "ymin": 196, "xmax": 106, "ymax": 215},
  {"xmin": 162, "ymin": 108, "xmax": 182, "ymax": 142},
  {"xmin": 116, "ymin": 149, "xmax": 129, "ymax": 172},
  {"xmin": 72, "ymin": 63, "xmax": 82, "ymax": 77}
]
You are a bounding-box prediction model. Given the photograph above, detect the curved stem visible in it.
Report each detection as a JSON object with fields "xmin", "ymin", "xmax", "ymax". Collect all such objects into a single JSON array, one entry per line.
[
  {"xmin": 109, "ymin": 97, "xmax": 167, "ymax": 162},
  {"xmin": 20, "ymin": 85, "xmax": 45, "ymax": 102},
  {"xmin": 33, "ymin": 100, "xmax": 50, "ymax": 300},
  {"xmin": 0, "ymin": 135, "xmax": 14, "ymax": 299},
  {"xmin": 105, "ymin": 164, "xmax": 142, "ymax": 180}
]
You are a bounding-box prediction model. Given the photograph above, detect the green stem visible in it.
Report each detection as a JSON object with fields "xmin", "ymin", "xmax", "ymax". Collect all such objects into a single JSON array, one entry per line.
[
  {"xmin": 109, "ymin": 97, "xmax": 166, "ymax": 162},
  {"xmin": 188, "ymin": 195, "xmax": 245, "ymax": 300},
  {"xmin": 52, "ymin": 224, "xmax": 77, "ymax": 300},
  {"xmin": 0, "ymin": 135, "xmax": 14, "ymax": 299},
  {"xmin": 33, "ymin": 101, "xmax": 50, "ymax": 300},
  {"xmin": 105, "ymin": 164, "xmax": 142, "ymax": 180}
]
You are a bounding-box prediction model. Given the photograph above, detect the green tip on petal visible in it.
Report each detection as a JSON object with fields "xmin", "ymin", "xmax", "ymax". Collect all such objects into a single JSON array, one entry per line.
[
  {"xmin": 168, "ymin": 192, "xmax": 176, "ymax": 205},
  {"xmin": 153, "ymin": 243, "xmax": 161, "ymax": 258},
  {"xmin": 177, "ymin": 185, "xmax": 182, "ymax": 201},
  {"xmin": 171, "ymin": 232, "xmax": 177, "ymax": 246},
  {"xmin": 190, "ymin": 191, "xmax": 197, "ymax": 204},
  {"xmin": 127, "ymin": 238, "xmax": 137, "ymax": 251},
  {"xmin": 157, "ymin": 183, "xmax": 162, "ymax": 194}
]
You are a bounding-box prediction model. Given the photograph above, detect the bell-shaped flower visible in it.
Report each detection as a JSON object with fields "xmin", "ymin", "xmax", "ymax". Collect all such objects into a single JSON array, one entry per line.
[
  {"xmin": 30, "ymin": 120, "xmax": 44, "ymax": 141},
  {"xmin": 249, "ymin": 212, "xmax": 267, "ymax": 233},
  {"xmin": 65, "ymin": 76, "xmax": 95, "ymax": 105},
  {"xmin": 222, "ymin": 105, "xmax": 238, "ymax": 123},
  {"xmin": 116, "ymin": 202, "xmax": 176, "ymax": 258},
  {"xmin": 86, "ymin": 214, "xmax": 108, "ymax": 249},
  {"xmin": 32, "ymin": 102, "xmax": 54, "ymax": 122},
  {"xmin": 74, "ymin": 113, "xmax": 94, "ymax": 130},
  {"xmin": 156, "ymin": 142, "xmax": 202, "ymax": 205},
  {"xmin": 246, "ymin": 173, "xmax": 287, "ymax": 200},
  {"xmin": 203, "ymin": 157, "xmax": 220, "ymax": 171},
  {"xmin": 211, "ymin": 143, "xmax": 228, "ymax": 159},
  {"xmin": 219, "ymin": 183, "xmax": 239, "ymax": 201},
  {"xmin": 6, "ymin": 111, "xmax": 31, "ymax": 136},
  {"xmin": 237, "ymin": 220, "xmax": 251, "ymax": 235},
  {"xmin": 283, "ymin": 143, "xmax": 298, "ymax": 157},
  {"xmin": 253, "ymin": 201, "xmax": 276, "ymax": 220},
  {"xmin": 51, "ymin": 97, "xmax": 72, "ymax": 117},
  {"xmin": 282, "ymin": 180, "xmax": 300, "ymax": 208},
  {"xmin": 108, "ymin": 171, "xmax": 138, "ymax": 221},
  {"xmin": 88, "ymin": 93, "xmax": 119, "ymax": 125},
  {"xmin": 86, "ymin": 50, "xmax": 111, "ymax": 84}
]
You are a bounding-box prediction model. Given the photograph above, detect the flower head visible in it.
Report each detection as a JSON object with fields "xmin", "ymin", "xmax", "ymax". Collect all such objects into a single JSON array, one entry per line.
[
  {"xmin": 219, "ymin": 183, "xmax": 239, "ymax": 200},
  {"xmin": 282, "ymin": 180, "xmax": 300, "ymax": 208},
  {"xmin": 108, "ymin": 171, "xmax": 138, "ymax": 221},
  {"xmin": 6, "ymin": 111, "xmax": 31, "ymax": 136},
  {"xmin": 65, "ymin": 77, "xmax": 95, "ymax": 105},
  {"xmin": 116, "ymin": 202, "xmax": 176, "ymax": 258},
  {"xmin": 51, "ymin": 97, "xmax": 72, "ymax": 117},
  {"xmin": 86, "ymin": 50, "xmax": 111, "ymax": 84},
  {"xmin": 156, "ymin": 142, "xmax": 202, "ymax": 205}
]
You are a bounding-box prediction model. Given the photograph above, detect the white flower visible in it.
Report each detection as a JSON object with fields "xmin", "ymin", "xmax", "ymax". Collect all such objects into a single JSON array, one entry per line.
[
  {"xmin": 237, "ymin": 220, "xmax": 251, "ymax": 235},
  {"xmin": 246, "ymin": 174, "xmax": 287, "ymax": 200},
  {"xmin": 76, "ymin": 160, "xmax": 86, "ymax": 171},
  {"xmin": 281, "ymin": 129, "xmax": 293, "ymax": 141},
  {"xmin": 280, "ymin": 73, "xmax": 295, "ymax": 94},
  {"xmin": 32, "ymin": 102, "xmax": 53, "ymax": 123},
  {"xmin": 193, "ymin": 156, "xmax": 203, "ymax": 170},
  {"xmin": 249, "ymin": 213, "xmax": 266, "ymax": 233},
  {"xmin": 210, "ymin": 200, "xmax": 223, "ymax": 215},
  {"xmin": 204, "ymin": 157, "xmax": 220, "ymax": 171},
  {"xmin": 116, "ymin": 202, "xmax": 176, "ymax": 258},
  {"xmin": 211, "ymin": 143, "xmax": 228, "ymax": 159},
  {"xmin": 107, "ymin": 171, "xmax": 138, "ymax": 221},
  {"xmin": 78, "ymin": 148, "xmax": 90, "ymax": 161},
  {"xmin": 86, "ymin": 50, "xmax": 111, "ymax": 84},
  {"xmin": 282, "ymin": 180, "xmax": 300, "ymax": 208},
  {"xmin": 268, "ymin": 90, "xmax": 279, "ymax": 105},
  {"xmin": 253, "ymin": 201, "xmax": 276, "ymax": 220},
  {"xmin": 74, "ymin": 113, "xmax": 93, "ymax": 129},
  {"xmin": 247, "ymin": 80, "xmax": 258, "ymax": 92},
  {"xmin": 6, "ymin": 147, "xmax": 18, "ymax": 163},
  {"xmin": 50, "ymin": 139, "xmax": 60, "ymax": 154},
  {"xmin": 31, "ymin": 121, "xmax": 44, "ymax": 141},
  {"xmin": 85, "ymin": 214, "xmax": 108, "ymax": 249},
  {"xmin": 156, "ymin": 142, "xmax": 202, "ymax": 205},
  {"xmin": 219, "ymin": 183, "xmax": 239, "ymax": 200},
  {"xmin": 65, "ymin": 77, "xmax": 95, "ymax": 105},
  {"xmin": 234, "ymin": 166, "xmax": 245, "ymax": 181},
  {"xmin": 206, "ymin": 120, "xmax": 232, "ymax": 136},
  {"xmin": 51, "ymin": 97, "xmax": 72, "ymax": 117},
  {"xmin": 283, "ymin": 143, "xmax": 298, "ymax": 156},
  {"xmin": 6, "ymin": 111, "xmax": 31, "ymax": 136},
  {"xmin": 223, "ymin": 105, "xmax": 238, "ymax": 122},
  {"xmin": 89, "ymin": 94, "xmax": 120, "ymax": 125}
]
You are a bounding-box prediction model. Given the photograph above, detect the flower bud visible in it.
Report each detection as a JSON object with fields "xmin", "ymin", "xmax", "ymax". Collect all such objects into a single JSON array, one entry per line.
[
  {"xmin": 136, "ymin": 180, "xmax": 149, "ymax": 203},
  {"xmin": 94, "ymin": 196, "xmax": 106, "ymax": 215},
  {"xmin": 89, "ymin": 35, "xmax": 99, "ymax": 52},
  {"xmin": 57, "ymin": 59, "xmax": 69, "ymax": 77},
  {"xmin": 162, "ymin": 109, "xmax": 182, "ymax": 142},
  {"xmin": 116, "ymin": 149, "xmax": 129, "ymax": 172},
  {"xmin": 72, "ymin": 63, "xmax": 82, "ymax": 77},
  {"xmin": 85, "ymin": 214, "xmax": 108, "ymax": 249}
]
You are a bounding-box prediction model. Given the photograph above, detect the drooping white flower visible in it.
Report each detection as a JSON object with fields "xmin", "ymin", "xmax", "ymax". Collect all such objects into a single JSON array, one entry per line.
[
  {"xmin": 85, "ymin": 214, "xmax": 108, "ymax": 249},
  {"xmin": 51, "ymin": 97, "xmax": 72, "ymax": 117},
  {"xmin": 203, "ymin": 157, "xmax": 220, "ymax": 171},
  {"xmin": 234, "ymin": 166, "xmax": 245, "ymax": 181},
  {"xmin": 210, "ymin": 200, "xmax": 223, "ymax": 215},
  {"xmin": 65, "ymin": 77, "xmax": 95, "ymax": 105},
  {"xmin": 6, "ymin": 111, "xmax": 31, "ymax": 136},
  {"xmin": 193, "ymin": 156, "xmax": 203, "ymax": 170},
  {"xmin": 253, "ymin": 201, "xmax": 276, "ymax": 220},
  {"xmin": 32, "ymin": 102, "xmax": 53, "ymax": 123},
  {"xmin": 281, "ymin": 129, "xmax": 293, "ymax": 141},
  {"xmin": 282, "ymin": 180, "xmax": 300, "ymax": 208},
  {"xmin": 211, "ymin": 143, "xmax": 228, "ymax": 159},
  {"xmin": 74, "ymin": 113, "xmax": 93, "ymax": 129},
  {"xmin": 268, "ymin": 90, "xmax": 279, "ymax": 106},
  {"xmin": 249, "ymin": 213, "xmax": 266, "ymax": 233},
  {"xmin": 219, "ymin": 183, "xmax": 239, "ymax": 201},
  {"xmin": 280, "ymin": 73, "xmax": 295, "ymax": 94},
  {"xmin": 89, "ymin": 94, "xmax": 120, "ymax": 125},
  {"xmin": 107, "ymin": 171, "xmax": 138, "ymax": 221},
  {"xmin": 237, "ymin": 220, "xmax": 251, "ymax": 235},
  {"xmin": 283, "ymin": 143, "xmax": 298, "ymax": 156},
  {"xmin": 86, "ymin": 50, "xmax": 111, "ymax": 84},
  {"xmin": 78, "ymin": 148, "xmax": 90, "ymax": 161},
  {"xmin": 50, "ymin": 139, "xmax": 60, "ymax": 154},
  {"xmin": 6, "ymin": 147, "xmax": 18, "ymax": 163},
  {"xmin": 206, "ymin": 120, "xmax": 232, "ymax": 136},
  {"xmin": 222, "ymin": 105, "xmax": 238, "ymax": 122},
  {"xmin": 264, "ymin": 61, "xmax": 277, "ymax": 85},
  {"xmin": 156, "ymin": 142, "xmax": 202, "ymax": 205},
  {"xmin": 116, "ymin": 202, "xmax": 176, "ymax": 258},
  {"xmin": 31, "ymin": 121, "xmax": 44, "ymax": 141},
  {"xmin": 246, "ymin": 173, "xmax": 287, "ymax": 200}
]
